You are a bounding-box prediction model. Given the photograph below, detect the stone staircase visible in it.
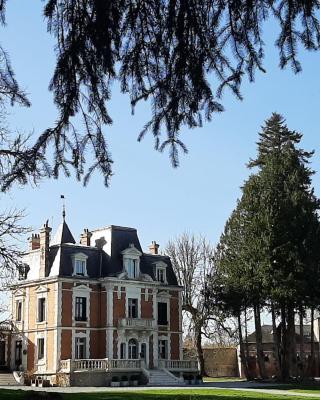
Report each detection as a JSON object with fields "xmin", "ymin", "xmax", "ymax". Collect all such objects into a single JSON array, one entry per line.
[
  {"xmin": 147, "ymin": 368, "xmax": 184, "ymax": 386},
  {"xmin": 0, "ymin": 373, "xmax": 19, "ymax": 386}
]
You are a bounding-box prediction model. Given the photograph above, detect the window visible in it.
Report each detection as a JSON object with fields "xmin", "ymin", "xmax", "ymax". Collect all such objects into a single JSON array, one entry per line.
[
  {"xmin": 75, "ymin": 337, "xmax": 86, "ymax": 359},
  {"xmin": 128, "ymin": 339, "xmax": 138, "ymax": 359},
  {"xmin": 37, "ymin": 338, "xmax": 45, "ymax": 360},
  {"xmin": 157, "ymin": 302, "xmax": 168, "ymax": 325},
  {"xmin": 127, "ymin": 259, "xmax": 137, "ymax": 278},
  {"xmin": 75, "ymin": 259, "xmax": 86, "ymax": 276},
  {"xmin": 157, "ymin": 267, "xmax": 166, "ymax": 283},
  {"xmin": 120, "ymin": 343, "xmax": 126, "ymax": 359},
  {"xmin": 16, "ymin": 300, "xmax": 22, "ymax": 322},
  {"xmin": 159, "ymin": 339, "xmax": 168, "ymax": 359},
  {"xmin": 15, "ymin": 340, "xmax": 22, "ymax": 367},
  {"xmin": 75, "ymin": 297, "xmax": 87, "ymax": 321},
  {"xmin": 128, "ymin": 298, "xmax": 138, "ymax": 318},
  {"xmin": 37, "ymin": 298, "xmax": 46, "ymax": 322}
]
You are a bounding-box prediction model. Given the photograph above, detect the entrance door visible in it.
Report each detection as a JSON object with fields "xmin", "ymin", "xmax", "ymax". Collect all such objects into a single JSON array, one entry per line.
[
  {"xmin": 158, "ymin": 339, "xmax": 168, "ymax": 359},
  {"xmin": 0, "ymin": 341, "xmax": 5, "ymax": 367}
]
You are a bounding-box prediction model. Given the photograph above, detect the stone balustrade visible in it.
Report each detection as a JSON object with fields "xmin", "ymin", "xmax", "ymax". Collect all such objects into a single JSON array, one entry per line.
[
  {"xmin": 60, "ymin": 358, "xmax": 142, "ymax": 372},
  {"xmin": 118, "ymin": 318, "xmax": 155, "ymax": 329}
]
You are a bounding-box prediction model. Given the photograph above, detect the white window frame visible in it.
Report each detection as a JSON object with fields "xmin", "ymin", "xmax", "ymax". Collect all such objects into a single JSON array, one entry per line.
[
  {"xmin": 73, "ymin": 331, "xmax": 89, "ymax": 360},
  {"xmin": 121, "ymin": 244, "xmax": 142, "ymax": 280},
  {"xmin": 35, "ymin": 331, "xmax": 47, "ymax": 370},
  {"xmin": 155, "ymin": 261, "xmax": 168, "ymax": 284},
  {"xmin": 72, "ymin": 253, "xmax": 89, "ymax": 277},
  {"xmin": 35, "ymin": 285, "xmax": 48, "ymax": 325},
  {"xmin": 157, "ymin": 291, "xmax": 171, "ymax": 328},
  {"xmin": 15, "ymin": 299, "xmax": 22, "ymax": 322},
  {"xmin": 72, "ymin": 285, "xmax": 91, "ymax": 325}
]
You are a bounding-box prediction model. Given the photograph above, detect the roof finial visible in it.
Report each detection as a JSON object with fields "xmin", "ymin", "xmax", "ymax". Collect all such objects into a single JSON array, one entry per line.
[{"xmin": 60, "ymin": 195, "xmax": 66, "ymax": 220}]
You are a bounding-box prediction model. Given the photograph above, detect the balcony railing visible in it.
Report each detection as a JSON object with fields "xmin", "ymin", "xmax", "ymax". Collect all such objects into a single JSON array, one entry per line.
[
  {"xmin": 109, "ymin": 359, "xmax": 141, "ymax": 369},
  {"xmin": 60, "ymin": 359, "xmax": 108, "ymax": 372},
  {"xmin": 118, "ymin": 318, "xmax": 155, "ymax": 329},
  {"xmin": 158, "ymin": 359, "xmax": 198, "ymax": 371},
  {"xmin": 60, "ymin": 358, "xmax": 142, "ymax": 372}
]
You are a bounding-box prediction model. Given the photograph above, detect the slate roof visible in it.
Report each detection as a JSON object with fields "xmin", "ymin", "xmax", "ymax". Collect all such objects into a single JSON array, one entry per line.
[
  {"xmin": 247, "ymin": 324, "xmax": 313, "ymax": 344},
  {"xmin": 45, "ymin": 222, "xmax": 178, "ymax": 286},
  {"xmin": 51, "ymin": 221, "xmax": 76, "ymax": 245}
]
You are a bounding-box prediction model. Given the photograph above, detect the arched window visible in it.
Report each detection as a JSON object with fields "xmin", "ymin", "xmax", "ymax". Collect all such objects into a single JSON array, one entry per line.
[{"xmin": 128, "ymin": 339, "xmax": 138, "ymax": 359}]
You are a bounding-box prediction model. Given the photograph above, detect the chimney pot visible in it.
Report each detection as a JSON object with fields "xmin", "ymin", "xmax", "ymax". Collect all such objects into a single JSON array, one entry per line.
[
  {"xmin": 80, "ymin": 228, "xmax": 92, "ymax": 246},
  {"xmin": 29, "ymin": 233, "xmax": 40, "ymax": 251},
  {"xmin": 149, "ymin": 241, "xmax": 159, "ymax": 255}
]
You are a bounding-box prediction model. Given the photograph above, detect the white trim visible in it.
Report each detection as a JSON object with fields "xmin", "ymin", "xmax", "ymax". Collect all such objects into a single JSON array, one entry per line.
[
  {"xmin": 72, "ymin": 284, "xmax": 91, "ymax": 326},
  {"xmin": 72, "ymin": 331, "xmax": 90, "ymax": 359},
  {"xmin": 71, "ymin": 253, "xmax": 89, "ymax": 277}
]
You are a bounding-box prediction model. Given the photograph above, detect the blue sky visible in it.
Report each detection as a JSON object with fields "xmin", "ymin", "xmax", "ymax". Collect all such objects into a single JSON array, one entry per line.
[{"xmin": 1, "ymin": 1, "xmax": 320, "ymax": 253}]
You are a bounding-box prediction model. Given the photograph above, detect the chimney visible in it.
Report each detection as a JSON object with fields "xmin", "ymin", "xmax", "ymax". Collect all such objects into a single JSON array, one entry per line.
[
  {"xmin": 29, "ymin": 233, "xmax": 40, "ymax": 251},
  {"xmin": 39, "ymin": 221, "xmax": 52, "ymax": 278},
  {"xmin": 80, "ymin": 228, "xmax": 92, "ymax": 246},
  {"xmin": 149, "ymin": 241, "xmax": 159, "ymax": 255}
]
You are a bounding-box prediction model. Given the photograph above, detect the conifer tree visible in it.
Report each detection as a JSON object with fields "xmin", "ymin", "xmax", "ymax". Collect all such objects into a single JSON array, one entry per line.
[{"xmin": 211, "ymin": 113, "xmax": 320, "ymax": 381}]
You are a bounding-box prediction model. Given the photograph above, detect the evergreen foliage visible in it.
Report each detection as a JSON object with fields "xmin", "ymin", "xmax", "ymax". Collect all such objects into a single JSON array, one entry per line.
[
  {"xmin": 1, "ymin": 2, "xmax": 320, "ymax": 188},
  {"xmin": 210, "ymin": 113, "xmax": 320, "ymax": 381}
]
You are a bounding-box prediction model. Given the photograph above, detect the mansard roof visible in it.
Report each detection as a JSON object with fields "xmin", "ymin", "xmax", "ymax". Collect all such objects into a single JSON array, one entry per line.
[{"xmin": 45, "ymin": 224, "xmax": 178, "ymax": 286}]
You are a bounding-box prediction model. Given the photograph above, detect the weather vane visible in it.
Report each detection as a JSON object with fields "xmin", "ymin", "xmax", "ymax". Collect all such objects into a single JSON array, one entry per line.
[{"xmin": 61, "ymin": 195, "xmax": 66, "ymax": 220}]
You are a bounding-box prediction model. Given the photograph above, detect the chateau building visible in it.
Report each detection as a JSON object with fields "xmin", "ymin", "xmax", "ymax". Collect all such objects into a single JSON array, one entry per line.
[{"xmin": 9, "ymin": 218, "xmax": 197, "ymax": 386}]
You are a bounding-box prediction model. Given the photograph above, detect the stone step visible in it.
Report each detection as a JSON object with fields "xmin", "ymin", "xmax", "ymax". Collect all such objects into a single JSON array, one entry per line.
[
  {"xmin": 147, "ymin": 368, "xmax": 184, "ymax": 386},
  {"xmin": 0, "ymin": 373, "xmax": 18, "ymax": 386}
]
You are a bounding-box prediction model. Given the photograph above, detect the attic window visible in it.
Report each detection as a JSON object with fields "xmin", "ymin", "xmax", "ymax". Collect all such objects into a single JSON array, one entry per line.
[
  {"xmin": 75, "ymin": 260, "xmax": 86, "ymax": 276},
  {"xmin": 127, "ymin": 259, "xmax": 138, "ymax": 279},
  {"xmin": 156, "ymin": 267, "xmax": 167, "ymax": 284},
  {"xmin": 72, "ymin": 253, "xmax": 88, "ymax": 277}
]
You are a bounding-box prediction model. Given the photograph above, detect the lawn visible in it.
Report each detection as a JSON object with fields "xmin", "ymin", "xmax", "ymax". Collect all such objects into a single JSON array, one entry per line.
[{"xmin": 0, "ymin": 388, "xmax": 319, "ymax": 400}]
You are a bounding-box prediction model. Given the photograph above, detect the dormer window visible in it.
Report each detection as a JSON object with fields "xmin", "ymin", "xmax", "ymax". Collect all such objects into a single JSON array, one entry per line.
[
  {"xmin": 72, "ymin": 253, "xmax": 88, "ymax": 277},
  {"xmin": 157, "ymin": 268, "xmax": 166, "ymax": 283},
  {"xmin": 75, "ymin": 260, "xmax": 86, "ymax": 276},
  {"xmin": 121, "ymin": 244, "xmax": 142, "ymax": 280},
  {"xmin": 155, "ymin": 262, "xmax": 167, "ymax": 284},
  {"xmin": 127, "ymin": 259, "xmax": 138, "ymax": 279}
]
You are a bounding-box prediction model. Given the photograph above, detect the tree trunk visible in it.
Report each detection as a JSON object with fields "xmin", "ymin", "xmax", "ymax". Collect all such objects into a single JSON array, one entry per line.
[
  {"xmin": 195, "ymin": 324, "xmax": 205, "ymax": 376},
  {"xmin": 237, "ymin": 312, "xmax": 250, "ymax": 379},
  {"xmin": 253, "ymin": 303, "xmax": 267, "ymax": 379},
  {"xmin": 299, "ymin": 307, "xmax": 304, "ymax": 379},
  {"xmin": 287, "ymin": 306, "xmax": 297, "ymax": 378},
  {"xmin": 271, "ymin": 302, "xmax": 281, "ymax": 378},
  {"xmin": 245, "ymin": 307, "xmax": 250, "ymax": 361},
  {"xmin": 280, "ymin": 305, "xmax": 289, "ymax": 381},
  {"xmin": 310, "ymin": 307, "xmax": 315, "ymax": 377}
]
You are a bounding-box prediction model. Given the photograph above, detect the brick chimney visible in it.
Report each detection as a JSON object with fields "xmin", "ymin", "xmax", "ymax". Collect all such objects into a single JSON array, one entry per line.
[
  {"xmin": 29, "ymin": 233, "xmax": 40, "ymax": 251},
  {"xmin": 39, "ymin": 221, "xmax": 52, "ymax": 278},
  {"xmin": 80, "ymin": 228, "xmax": 92, "ymax": 246},
  {"xmin": 149, "ymin": 241, "xmax": 159, "ymax": 255}
]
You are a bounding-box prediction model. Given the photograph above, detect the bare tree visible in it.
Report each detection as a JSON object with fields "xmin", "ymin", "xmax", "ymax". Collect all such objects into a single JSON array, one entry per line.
[
  {"xmin": 165, "ymin": 233, "xmax": 216, "ymax": 376},
  {"xmin": 0, "ymin": 208, "xmax": 29, "ymax": 285}
]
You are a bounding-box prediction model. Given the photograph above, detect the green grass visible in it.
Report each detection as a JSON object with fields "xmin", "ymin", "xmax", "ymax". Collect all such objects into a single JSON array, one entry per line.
[
  {"xmin": 259, "ymin": 384, "xmax": 320, "ymax": 394},
  {"xmin": 0, "ymin": 388, "xmax": 319, "ymax": 400}
]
